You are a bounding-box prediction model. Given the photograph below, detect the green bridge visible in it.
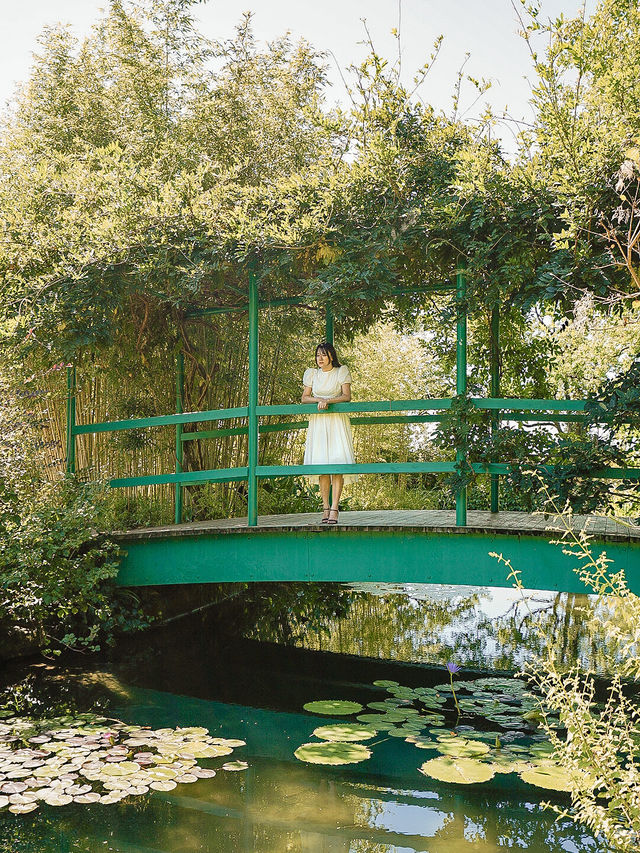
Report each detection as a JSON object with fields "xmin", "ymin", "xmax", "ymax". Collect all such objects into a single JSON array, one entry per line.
[
  {"xmin": 114, "ymin": 510, "xmax": 640, "ymax": 594},
  {"xmin": 64, "ymin": 272, "xmax": 640, "ymax": 593}
]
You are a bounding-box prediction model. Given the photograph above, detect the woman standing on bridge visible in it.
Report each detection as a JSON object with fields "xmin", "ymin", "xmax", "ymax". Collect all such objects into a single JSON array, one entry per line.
[{"xmin": 302, "ymin": 342, "xmax": 358, "ymax": 524}]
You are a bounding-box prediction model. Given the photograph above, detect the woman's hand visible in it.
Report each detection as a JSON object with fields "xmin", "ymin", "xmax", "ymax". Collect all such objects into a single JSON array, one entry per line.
[{"xmin": 317, "ymin": 399, "xmax": 329, "ymax": 411}]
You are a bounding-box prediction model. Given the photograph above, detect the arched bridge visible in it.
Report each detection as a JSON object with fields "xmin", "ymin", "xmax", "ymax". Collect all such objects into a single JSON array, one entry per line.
[
  {"xmin": 62, "ymin": 272, "xmax": 640, "ymax": 595},
  {"xmin": 115, "ymin": 510, "xmax": 640, "ymax": 594}
]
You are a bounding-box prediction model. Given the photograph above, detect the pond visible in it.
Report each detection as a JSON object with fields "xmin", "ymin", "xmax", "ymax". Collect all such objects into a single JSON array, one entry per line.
[{"xmin": 0, "ymin": 582, "xmax": 618, "ymax": 852}]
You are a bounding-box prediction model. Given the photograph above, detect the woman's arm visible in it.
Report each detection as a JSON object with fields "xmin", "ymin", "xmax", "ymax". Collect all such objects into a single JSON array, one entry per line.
[
  {"xmin": 325, "ymin": 383, "xmax": 351, "ymax": 404},
  {"xmin": 302, "ymin": 385, "xmax": 329, "ymax": 411}
]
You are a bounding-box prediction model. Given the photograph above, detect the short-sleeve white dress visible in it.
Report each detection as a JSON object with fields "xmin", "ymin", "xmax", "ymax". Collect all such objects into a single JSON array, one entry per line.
[{"xmin": 302, "ymin": 364, "xmax": 359, "ymax": 484}]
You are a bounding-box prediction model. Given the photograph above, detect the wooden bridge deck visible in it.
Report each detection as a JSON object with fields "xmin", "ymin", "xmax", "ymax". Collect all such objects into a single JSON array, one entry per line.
[{"xmin": 121, "ymin": 510, "xmax": 640, "ymax": 543}]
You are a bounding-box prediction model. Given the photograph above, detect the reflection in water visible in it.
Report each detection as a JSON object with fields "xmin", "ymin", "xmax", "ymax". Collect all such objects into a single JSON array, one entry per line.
[
  {"xmin": 0, "ymin": 580, "xmax": 617, "ymax": 852},
  {"xmin": 245, "ymin": 583, "xmax": 619, "ymax": 674},
  {"xmin": 1, "ymin": 654, "xmax": 610, "ymax": 853},
  {"xmin": 0, "ymin": 750, "xmax": 607, "ymax": 852}
]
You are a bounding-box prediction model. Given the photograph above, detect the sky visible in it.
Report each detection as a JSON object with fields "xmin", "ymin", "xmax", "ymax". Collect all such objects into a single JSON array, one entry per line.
[{"xmin": 0, "ymin": 0, "xmax": 595, "ymax": 151}]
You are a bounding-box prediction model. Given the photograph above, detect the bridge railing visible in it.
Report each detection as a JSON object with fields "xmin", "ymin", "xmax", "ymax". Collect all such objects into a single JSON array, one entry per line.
[{"xmin": 67, "ymin": 395, "xmax": 640, "ymax": 525}]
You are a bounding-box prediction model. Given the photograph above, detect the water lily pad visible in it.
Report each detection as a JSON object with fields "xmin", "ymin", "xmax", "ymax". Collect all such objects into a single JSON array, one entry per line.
[
  {"xmin": 405, "ymin": 736, "xmax": 439, "ymax": 749},
  {"xmin": 211, "ymin": 738, "xmax": 246, "ymax": 748},
  {"xmin": 181, "ymin": 744, "xmax": 232, "ymax": 759},
  {"xmin": 150, "ymin": 780, "xmax": 177, "ymax": 791},
  {"xmin": 437, "ymin": 738, "xmax": 490, "ymax": 758},
  {"xmin": 303, "ymin": 700, "xmax": 363, "ymax": 716},
  {"xmin": 42, "ymin": 792, "xmax": 73, "ymax": 806},
  {"xmin": 9, "ymin": 802, "xmax": 38, "ymax": 814},
  {"xmin": 388, "ymin": 727, "xmax": 416, "ymax": 738},
  {"xmin": 529, "ymin": 742, "xmax": 555, "ymax": 757},
  {"xmin": 1, "ymin": 781, "xmax": 27, "ymax": 794},
  {"xmin": 73, "ymin": 792, "xmax": 101, "ymax": 803},
  {"xmin": 101, "ymin": 761, "xmax": 140, "ymax": 777},
  {"xmin": 519, "ymin": 765, "xmax": 576, "ymax": 792},
  {"xmin": 100, "ymin": 793, "xmax": 125, "ymax": 804},
  {"xmin": 127, "ymin": 785, "xmax": 150, "ymax": 795},
  {"xmin": 294, "ymin": 742, "xmax": 371, "ymax": 765},
  {"xmin": 191, "ymin": 768, "xmax": 216, "ymax": 779},
  {"xmin": 372, "ymin": 680, "xmax": 399, "ymax": 688},
  {"xmin": 420, "ymin": 756, "xmax": 496, "ymax": 785},
  {"xmin": 312, "ymin": 724, "xmax": 377, "ymax": 742},
  {"xmin": 489, "ymin": 754, "xmax": 531, "ymax": 775},
  {"xmin": 146, "ymin": 766, "xmax": 178, "ymax": 781},
  {"xmin": 222, "ymin": 761, "xmax": 249, "ymax": 771},
  {"xmin": 389, "ymin": 687, "xmax": 418, "ymax": 700}
]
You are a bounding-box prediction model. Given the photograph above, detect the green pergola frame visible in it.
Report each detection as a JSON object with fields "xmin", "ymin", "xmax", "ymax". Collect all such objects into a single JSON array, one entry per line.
[{"xmin": 65, "ymin": 269, "xmax": 640, "ymax": 528}]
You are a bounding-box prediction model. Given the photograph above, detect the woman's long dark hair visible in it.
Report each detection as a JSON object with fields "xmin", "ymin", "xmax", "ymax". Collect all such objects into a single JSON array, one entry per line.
[{"xmin": 315, "ymin": 341, "xmax": 342, "ymax": 368}]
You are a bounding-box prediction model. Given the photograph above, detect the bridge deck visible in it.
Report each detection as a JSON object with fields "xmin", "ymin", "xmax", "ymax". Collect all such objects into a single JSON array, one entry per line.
[{"xmin": 121, "ymin": 509, "xmax": 640, "ymax": 543}]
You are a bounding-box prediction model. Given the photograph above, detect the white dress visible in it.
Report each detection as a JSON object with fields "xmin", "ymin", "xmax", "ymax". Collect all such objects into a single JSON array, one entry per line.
[{"xmin": 302, "ymin": 365, "xmax": 359, "ymax": 484}]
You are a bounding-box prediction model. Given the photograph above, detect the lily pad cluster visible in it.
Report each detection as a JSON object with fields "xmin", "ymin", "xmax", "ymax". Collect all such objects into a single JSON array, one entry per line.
[
  {"xmin": 296, "ymin": 676, "xmax": 582, "ymax": 793},
  {"xmin": 0, "ymin": 713, "xmax": 247, "ymax": 815}
]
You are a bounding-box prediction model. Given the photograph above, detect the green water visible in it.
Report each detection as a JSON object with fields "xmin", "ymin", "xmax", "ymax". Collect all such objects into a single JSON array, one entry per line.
[{"xmin": 0, "ymin": 583, "xmax": 616, "ymax": 852}]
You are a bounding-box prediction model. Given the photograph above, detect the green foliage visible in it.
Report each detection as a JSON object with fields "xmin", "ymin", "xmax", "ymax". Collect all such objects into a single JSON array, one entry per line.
[
  {"xmin": 0, "ymin": 0, "xmax": 638, "ymax": 525},
  {"xmin": 493, "ymin": 488, "xmax": 640, "ymax": 850},
  {"xmin": 0, "ymin": 375, "xmax": 149, "ymax": 657}
]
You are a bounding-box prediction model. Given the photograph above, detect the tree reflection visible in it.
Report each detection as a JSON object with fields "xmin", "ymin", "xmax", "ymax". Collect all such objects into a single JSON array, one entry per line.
[{"xmin": 277, "ymin": 584, "xmax": 619, "ymax": 674}]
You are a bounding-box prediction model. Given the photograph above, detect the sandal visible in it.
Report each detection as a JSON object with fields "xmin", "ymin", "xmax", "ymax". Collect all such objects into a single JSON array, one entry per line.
[
  {"xmin": 321, "ymin": 507, "xmax": 331, "ymax": 524},
  {"xmin": 326, "ymin": 509, "xmax": 339, "ymax": 525}
]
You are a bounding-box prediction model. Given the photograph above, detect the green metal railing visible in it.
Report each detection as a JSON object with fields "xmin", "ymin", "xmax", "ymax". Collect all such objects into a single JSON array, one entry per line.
[
  {"xmin": 65, "ymin": 389, "xmax": 640, "ymax": 525},
  {"xmin": 63, "ymin": 271, "xmax": 640, "ymax": 527}
]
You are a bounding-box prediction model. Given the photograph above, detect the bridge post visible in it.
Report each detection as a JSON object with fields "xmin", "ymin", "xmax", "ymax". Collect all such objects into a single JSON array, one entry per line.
[
  {"xmin": 456, "ymin": 271, "xmax": 467, "ymax": 526},
  {"xmin": 248, "ymin": 262, "xmax": 259, "ymax": 526},
  {"xmin": 325, "ymin": 302, "xmax": 334, "ymax": 507},
  {"xmin": 65, "ymin": 365, "xmax": 76, "ymax": 475},
  {"xmin": 490, "ymin": 307, "xmax": 500, "ymax": 513},
  {"xmin": 325, "ymin": 303, "xmax": 334, "ymax": 345},
  {"xmin": 174, "ymin": 350, "xmax": 184, "ymax": 524}
]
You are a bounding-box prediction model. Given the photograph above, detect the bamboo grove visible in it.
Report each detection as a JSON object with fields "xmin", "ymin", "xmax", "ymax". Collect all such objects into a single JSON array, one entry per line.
[{"xmin": 1, "ymin": 0, "xmax": 639, "ymax": 524}]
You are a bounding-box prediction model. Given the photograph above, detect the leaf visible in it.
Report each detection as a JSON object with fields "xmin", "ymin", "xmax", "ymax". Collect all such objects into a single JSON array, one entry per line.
[
  {"xmin": 519, "ymin": 765, "xmax": 577, "ymax": 792},
  {"xmin": 312, "ymin": 724, "xmax": 377, "ymax": 742},
  {"xmin": 303, "ymin": 700, "xmax": 363, "ymax": 716},
  {"xmin": 437, "ymin": 738, "xmax": 490, "ymax": 758},
  {"xmin": 419, "ymin": 756, "xmax": 496, "ymax": 785},
  {"xmin": 294, "ymin": 742, "xmax": 371, "ymax": 765}
]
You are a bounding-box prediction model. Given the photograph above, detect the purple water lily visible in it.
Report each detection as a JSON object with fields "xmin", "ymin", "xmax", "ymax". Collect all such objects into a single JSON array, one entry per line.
[{"xmin": 446, "ymin": 662, "xmax": 462, "ymax": 716}]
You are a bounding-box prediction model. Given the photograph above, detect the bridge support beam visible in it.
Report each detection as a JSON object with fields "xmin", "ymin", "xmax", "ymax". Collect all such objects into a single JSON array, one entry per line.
[
  {"xmin": 248, "ymin": 262, "xmax": 259, "ymax": 527},
  {"xmin": 456, "ymin": 271, "xmax": 467, "ymax": 526}
]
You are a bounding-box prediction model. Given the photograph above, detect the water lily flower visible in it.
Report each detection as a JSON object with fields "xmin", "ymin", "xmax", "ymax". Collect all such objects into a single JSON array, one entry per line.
[{"xmin": 446, "ymin": 663, "xmax": 462, "ymax": 716}]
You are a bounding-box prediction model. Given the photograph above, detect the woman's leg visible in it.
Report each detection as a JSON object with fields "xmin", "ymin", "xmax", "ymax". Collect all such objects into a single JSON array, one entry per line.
[
  {"xmin": 319, "ymin": 475, "xmax": 331, "ymax": 511},
  {"xmin": 330, "ymin": 474, "xmax": 344, "ymax": 510}
]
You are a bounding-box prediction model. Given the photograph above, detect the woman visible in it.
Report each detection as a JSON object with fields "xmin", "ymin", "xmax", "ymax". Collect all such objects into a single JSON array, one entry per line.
[{"xmin": 301, "ymin": 342, "xmax": 358, "ymax": 524}]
